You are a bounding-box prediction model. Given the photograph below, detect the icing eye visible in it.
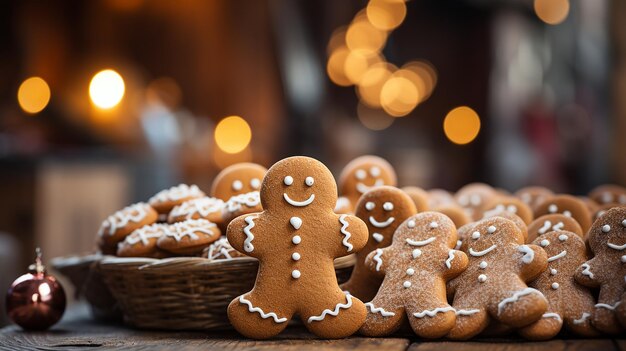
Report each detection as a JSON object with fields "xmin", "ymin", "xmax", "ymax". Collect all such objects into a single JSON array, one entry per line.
[
  {"xmin": 429, "ymin": 221, "xmax": 439, "ymax": 229},
  {"xmin": 602, "ymin": 224, "xmax": 611, "ymax": 233},
  {"xmin": 507, "ymin": 205, "xmax": 517, "ymax": 213},
  {"xmin": 250, "ymin": 178, "xmax": 261, "ymax": 190},
  {"xmin": 383, "ymin": 202, "xmax": 394, "ymax": 211},
  {"xmin": 471, "ymin": 231, "xmax": 480, "ymax": 240},
  {"xmin": 458, "ymin": 196, "xmax": 469, "ymax": 206},
  {"xmin": 232, "ymin": 180, "xmax": 243, "ymax": 191},
  {"xmin": 305, "ymin": 176, "xmax": 314, "ymax": 187},
  {"xmin": 558, "ymin": 234, "xmax": 568, "ymax": 241},
  {"xmin": 495, "ymin": 204, "xmax": 505, "ymax": 211},
  {"xmin": 622, "ymin": 219, "xmax": 626, "ymax": 227},
  {"xmin": 407, "ymin": 220, "xmax": 416, "ymax": 228},
  {"xmin": 563, "ymin": 210, "xmax": 572, "ymax": 217},
  {"xmin": 540, "ymin": 239, "xmax": 550, "ymax": 247},
  {"xmin": 365, "ymin": 202, "xmax": 375, "ymax": 211},
  {"xmin": 470, "ymin": 194, "xmax": 481, "ymax": 206},
  {"xmin": 355, "ymin": 169, "xmax": 366, "ymax": 180},
  {"xmin": 487, "ymin": 225, "xmax": 496, "ymax": 234},
  {"xmin": 284, "ymin": 176, "xmax": 293, "ymax": 186},
  {"xmin": 370, "ymin": 166, "xmax": 381, "ymax": 177},
  {"xmin": 548, "ymin": 204, "xmax": 558, "ymax": 213}
]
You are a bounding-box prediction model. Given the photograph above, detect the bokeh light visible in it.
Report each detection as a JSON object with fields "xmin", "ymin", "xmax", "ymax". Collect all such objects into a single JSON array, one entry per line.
[
  {"xmin": 443, "ymin": 106, "xmax": 481, "ymax": 145},
  {"xmin": 357, "ymin": 62, "xmax": 395, "ymax": 108},
  {"xmin": 380, "ymin": 75, "xmax": 419, "ymax": 117},
  {"xmin": 403, "ymin": 61, "xmax": 437, "ymax": 101},
  {"xmin": 89, "ymin": 69, "xmax": 125, "ymax": 109},
  {"xmin": 346, "ymin": 18, "xmax": 387, "ymax": 53},
  {"xmin": 357, "ymin": 103, "xmax": 395, "ymax": 130},
  {"xmin": 327, "ymin": 47, "xmax": 353, "ymax": 86},
  {"xmin": 214, "ymin": 116, "xmax": 252, "ymax": 154},
  {"xmin": 366, "ymin": 0, "xmax": 407, "ymax": 31},
  {"xmin": 17, "ymin": 77, "xmax": 51, "ymax": 114},
  {"xmin": 327, "ymin": 26, "xmax": 347, "ymax": 55},
  {"xmin": 534, "ymin": 0, "xmax": 570, "ymax": 25},
  {"xmin": 344, "ymin": 50, "xmax": 382, "ymax": 85}
]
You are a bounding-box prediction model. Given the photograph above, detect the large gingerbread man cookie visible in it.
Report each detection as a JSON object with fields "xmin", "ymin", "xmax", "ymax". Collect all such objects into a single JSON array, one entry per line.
[
  {"xmin": 519, "ymin": 231, "xmax": 599, "ymax": 340},
  {"xmin": 341, "ymin": 186, "xmax": 417, "ymax": 302},
  {"xmin": 574, "ymin": 207, "xmax": 626, "ymax": 334},
  {"xmin": 336, "ymin": 155, "xmax": 397, "ymax": 214},
  {"xmin": 447, "ymin": 217, "xmax": 548, "ymax": 340},
  {"xmin": 360, "ymin": 212, "xmax": 468, "ymax": 338},
  {"xmin": 210, "ymin": 162, "xmax": 267, "ymax": 201},
  {"xmin": 226, "ymin": 156, "xmax": 369, "ymax": 339}
]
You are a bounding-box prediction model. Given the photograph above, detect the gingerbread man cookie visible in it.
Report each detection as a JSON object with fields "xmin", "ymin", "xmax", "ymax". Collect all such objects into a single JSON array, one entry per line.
[
  {"xmin": 336, "ymin": 155, "xmax": 397, "ymax": 214},
  {"xmin": 226, "ymin": 156, "xmax": 369, "ymax": 339},
  {"xmin": 617, "ymin": 292, "xmax": 626, "ymax": 329},
  {"xmin": 148, "ymin": 184, "xmax": 205, "ymax": 216},
  {"xmin": 98, "ymin": 203, "xmax": 158, "ymax": 254},
  {"xmin": 589, "ymin": 184, "xmax": 626, "ymax": 206},
  {"xmin": 360, "ymin": 212, "xmax": 468, "ymax": 338},
  {"xmin": 527, "ymin": 214, "xmax": 583, "ymax": 243},
  {"xmin": 455, "ymin": 183, "xmax": 498, "ymax": 220},
  {"xmin": 535, "ymin": 195, "xmax": 592, "ymax": 233},
  {"xmin": 341, "ymin": 186, "xmax": 417, "ymax": 302},
  {"xmin": 519, "ymin": 231, "xmax": 599, "ymax": 340},
  {"xmin": 210, "ymin": 163, "xmax": 267, "ymax": 201},
  {"xmin": 432, "ymin": 204, "xmax": 472, "ymax": 228},
  {"xmin": 574, "ymin": 207, "xmax": 626, "ymax": 334},
  {"xmin": 447, "ymin": 217, "xmax": 548, "ymax": 340},
  {"xmin": 515, "ymin": 186, "xmax": 554, "ymax": 213},
  {"xmin": 401, "ymin": 186, "xmax": 429, "ymax": 212}
]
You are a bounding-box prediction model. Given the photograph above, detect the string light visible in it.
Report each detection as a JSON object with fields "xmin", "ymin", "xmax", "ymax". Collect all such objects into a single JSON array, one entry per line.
[
  {"xmin": 214, "ymin": 116, "xmax": 252, "ymax": 154},
  {"xmin": 17, "ymin": 77, "xmax": 51, "ymax": 114},
  {"xmin": 443, "ymin": 106, "xmax": 481, "ymax": 145},
  {"xmin": 89, "ymin": 69, "xmax": 125, "ymax": 109}
]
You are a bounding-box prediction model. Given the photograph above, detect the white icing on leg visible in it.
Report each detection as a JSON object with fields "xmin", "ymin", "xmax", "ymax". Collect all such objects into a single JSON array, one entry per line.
[
  {"xmin": 455, "ymin": 308, "xmax": 480, "ymax": 316},
  {"xmin": 573, "ymin": 312, "xmax": 591, "ymax": 325},
  {"xmin": 497, "ymin": 288, "xmax": 544, "ymax": 316},
  {"xmin": 542, "ymin": 312, "xmax": 562, "ymax": 322},
  {"xmin": 239, "ymin": 295, "xmax": 287, "ymax": 323},
  {"xmin": 365, "ymin": 302, "xmax": 395, "ymax": 317},
  {"xmin": 339, "ymin": 214, "xmax": 353, "ymax": 252},
  {"xmin": 308, "ymin": 292, "xmax": 353, "ymax": 323},
  {"xmin": 413, "ymin": 306, "xmax": 455, "ymax": 318}
]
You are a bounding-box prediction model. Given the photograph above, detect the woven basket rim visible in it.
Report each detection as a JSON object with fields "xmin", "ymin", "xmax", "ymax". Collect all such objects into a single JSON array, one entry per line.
[{"xmin": 50, "ymin": 253, "xmax": 103, "ymax": 269}]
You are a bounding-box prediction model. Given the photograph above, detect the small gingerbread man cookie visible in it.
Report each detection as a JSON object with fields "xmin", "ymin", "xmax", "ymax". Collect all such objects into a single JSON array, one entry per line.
[
  {"xmin": 117, "ymin": 223, "xmax": 171, "ymax": 258},
  {"xmin": 157, "ymin": 219, "xmax": 221, "ymax": 255},
  {"xmin": 519, "ymin": 231, "xmax": 599, "ymax": 340},
  {"xmin": 168, "ymin": 197, "xmax": 225, "ymax": 224},
  {"xmin": 360, "ymin": 212, "xmax": 468, "ymax": 338},
  {"xmin": 210, "ymin": 163, "xmax": 267, "ymax": 201},
  {"xmin": 226, "ymin": 156, "xmax": 369, "ymax": 339},
  {"xmin": 515, "ymin": 186, "xmax": 554, "ymax": 213},
  {"xmin": 401, "ymin": 186, "xmax": 429, "ymax": 212},
  {"xmin": 574, "ymin": 207, "xmax": 626, "ymax": 334},
  {"xmin": 341, "ymin": 186, "xmax": 417, "ymax": 302},
  {"xmin": 148, "ymin": 184, "xmax": 205, "ymax": 216},
  {"xmin": 447, "ymin": 217, "xmax": 548, "ymax": 340},
  {"xmin": 455, "ymin": 183, "xmax": 498, "ymax": 221},
  {"xmin": 527, "ymin": 214, "xmax": 583, "ymax": 243},
  {"xmin": 98, "ymin": 203, "xmax": 158, "ymax": 254},
  {"xmin": 427, "ymin": 189, "xmax": 455, "ymax": 209},
  {"xmin": 535, "ymin": 195, "xmax": 592, "ymax": 233},
  {"xmin": 336, "ymin": 155, "xmax": 397, "ymax": 214},
  {"xmin": 589, "ymin": 184, "xmax": 626, "ymax": 206},
  {"xmin": 482, "ymin": 196, "xmax": 533, "ymax": 225}
]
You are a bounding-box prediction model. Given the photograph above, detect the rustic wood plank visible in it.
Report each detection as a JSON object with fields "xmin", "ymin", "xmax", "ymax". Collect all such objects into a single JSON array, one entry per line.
[{"xmin": 409, "ymin": 339, "xmax": 617, "ymax": 351}]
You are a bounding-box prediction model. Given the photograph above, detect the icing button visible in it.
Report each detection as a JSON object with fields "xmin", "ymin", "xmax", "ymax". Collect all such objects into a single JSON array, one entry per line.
[
  {"xmin": 292, "ymin": 235, "xmax": 301, "ymax": 244},
  {"xmin": 406, "ymin": 268, "xmax": 415, "ymax": 275},
  {"xmin": 292, "ymin": 252, "xmax": 301, "ymax": 261},
  {"xmin": 412, "ymin": 249, "xmax": 422, "ymax": 258},
  {"xmin": 478, "ymin": 274, "xmax": 487, "ymax": 283},
  {"xmin": 479, "ymin": 261, "xmax": 488, "ymax": 269},
  {"xmin": 551, "ymin": 282, "xmax": 559, "ymax": 290},
  {"xmin": 550, "ymin": 268, "xmax": 557, "ymax": 275},
  {"xmin": 621, "ymin": 255, "xmax": 626, "ymax": 263},
  {"xmin": 291, "ymin": 270, "xmax": 301, "ymax": 279},
  {"xmin": 403, "ymin": 281, "xmax": 411, "ymax": 288}
]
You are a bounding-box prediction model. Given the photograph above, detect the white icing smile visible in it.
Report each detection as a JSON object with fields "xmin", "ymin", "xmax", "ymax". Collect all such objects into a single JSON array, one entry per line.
[
  {"xmin": 547, "ymin": 250, "xmax": 567, "ymax": 262},
  {"xmin": 356, "ymin": 179, "xmax": 384, "ymax": 194},
  {"xmin": 607, "ymin": 242, "xmax": 626, "ymax": 251},
  {"xmin": 469, "ymin": 244, "xmax": 497, "ymax": 257},
  {"xmin": 406, "ymin": 237, "xmax": 436, "ymax": 246},
  {"xmin": 369, "ymin": 216, "xmax": 395, "ymax": 228},
  {"xmin": 283, "ymin": 193, "xmax": 315, "ymax": 207}
]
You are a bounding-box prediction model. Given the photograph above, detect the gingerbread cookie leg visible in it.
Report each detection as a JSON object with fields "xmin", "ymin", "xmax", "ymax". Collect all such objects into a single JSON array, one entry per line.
[
  {"xmin": 447, "ymin": 298, "xmax": 489, "ymax": 340},
  {"xmin": 227, "ymin": 291, "xmax": 293, "ymax": 339},
  {"xmin": 300, "ymin": 289, "xmax": 367, "ymax": 339},
  {"xmin": 407, "ymin": 301, "xmax": 456, "ymax": 339},
  {"xmin": 593, "ymin": 287, "xmax": 624, "ymax": 334},
  {"xmin": 359, "ymin": 287, "xmax": 405, "ymax": 337},
  {"xmin": 518, "ymin": 310, "xmax": 563, "ymax": 340},
  {"xmin": 491, "ymin": 287, "xmax": 547, "ymax": 328},
  {"xmin": 564, "ymin": 296, "xmax": 599, "ymax": 337}
]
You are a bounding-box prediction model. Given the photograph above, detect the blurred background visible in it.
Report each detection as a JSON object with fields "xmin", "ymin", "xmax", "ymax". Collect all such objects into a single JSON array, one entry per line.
[{"xmin": 0, "ymin": 0, "xmax": 625, "ymax": 323}]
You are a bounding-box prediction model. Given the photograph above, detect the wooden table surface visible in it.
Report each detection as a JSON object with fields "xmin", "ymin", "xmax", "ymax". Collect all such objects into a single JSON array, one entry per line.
[{"xmin": 1, "ymin": 304, "xmax": 624, "ymax": 351}]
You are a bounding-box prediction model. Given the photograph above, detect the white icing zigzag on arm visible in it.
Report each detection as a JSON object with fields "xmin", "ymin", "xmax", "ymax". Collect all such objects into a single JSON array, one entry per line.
[
  {"xmin": 339, "ymin": 215, "xmax": 353, "ymax": 252},
  {"xmin": 239, "ymin": 295, "xmax": 287, "ymax": 323},
  {"xmin": 497, "ymin": 288, "xmax": 544, "ymax": 316},
  {"xmin": 455, "ymin": 308, "xmax": 480, "ymax": 316},
  {"xmin": 581, "ymin": 263, "xmax": 594, "ymax": 279},
  {"xmin": 308, "ymin": 292, "xmax": 353, "ymax": 323},
  {"xmin": 413, "ymin": 306, "xmax": 455, "ymax": 318},
  {"xmin": 373, "ymin": 249, "xmax": 383, "ymax": 271},
  {"xmin": 445, "ymin": 250, "xmax": 455, "ymax": 269},
  {"xmin": 365, "ymin": 302, "xmax": 395, "ymax": 317},
  {"xmin": 517, "ymin": 245, "xmax": 535, "ymax": 263},
  {"xmin": 573, "ymin": 312, "xmax": 591, "ymax": 325},
  {"xmin": 243, "ymin": 216, "xmax": 256, "ymax": 253},
  {"xmin": 596, "ymin": 302, "xmax": 622, "ymax": 310}
]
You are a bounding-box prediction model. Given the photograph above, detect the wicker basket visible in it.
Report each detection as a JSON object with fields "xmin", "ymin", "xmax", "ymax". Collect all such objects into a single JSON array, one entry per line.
[
  {"xmin": 50, "ymin": 254, "xmax": 121, "ymax": 321},
  {"xmin": 99, "ymin": 254, "xmax": 355, "ymax": 330}
]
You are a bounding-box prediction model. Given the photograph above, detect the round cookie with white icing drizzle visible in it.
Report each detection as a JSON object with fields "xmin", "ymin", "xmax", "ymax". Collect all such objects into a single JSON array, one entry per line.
[
  {"xmin": 210, "ymin": 162, "xmax": 267, "ymax": 201},
  {"xmin": 527, "ymin": 214, "xmax": 583, "ymax": 243},
  {"xmin": 535, "ymin": 194, "xmax": 592, "ymax": 233},
  {"xmin": 148, "ymin": 184, "xmax": 205, "ymax": 215},
  {"xmin": 336, "ymin": 155, "xmax": 397, "ymax": 214},
  {"xmin": 360, "ymin": 212, "xmax": 468, "ymax": 338},
  {"xmin": 168, "ymin": 196, "xmax": 225, "ymax": 224},
  {"xmin": 226, "ymin": 156, "xmax": 369, "ymax": 339},
  {"xmin": 97, "ymin": 202, "xmax": 158, "ymax": 254},
  {"xmin": 574, "ymin": 207, "xmax": 626, "ymax": 334},
  {"xmin": 341, "ymin": 186, "xmax": 417, "ymax": 302},
  {"xmin": 447, "ymin": 216, "xmax": 548, "ymax": 340},
  {"xmin": 220, "ymin": 191, "xmax": 262, "ymax": 229},
  {"xmin": 117, "ymin": 223, "xmax": 172, "ymax": 258},
  {"xmin": 518, "ymin": 231, "xmax": 599, "ymax": 340},
  {"xmin": 156, "ymin": 218, "xmax": 221, "ymax": 255}
]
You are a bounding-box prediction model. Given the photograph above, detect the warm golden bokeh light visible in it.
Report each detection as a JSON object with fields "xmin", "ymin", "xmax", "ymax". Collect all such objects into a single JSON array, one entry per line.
[
  {"xmin": 346, "ymin": 18, "xmax": 387, "ymax": 53},
  {"xmin": 89, "ymin": 69, "xmax": 125, "ymax": 109},
  {"xmin": 366, "ymin": 0, "xmax": 407, "ymax": 31},
  {"xmin": 403, "ymin": 61, "xmax": 437, "ymax": 101},
  {"xmin": 327, "ymin": 47, "xmax": 353, "ymax": 86},
  {"xmin": 357, "ymin": 62, "xmax": 395, "ymax": 108},
  {"xmin": 534, "ymin": 0, "xmax": 570, "ymax": 25},
  {"xmin": 214, "ymin": 116, "xmax": 252, "ymax": 154},
  {"xmin": 327, "ymin": 26, "xmax": 348, "ymax": 56},
  {"xmin": 443, "ymin": 106, "xmax": 481, "ymax": 145},
  {"xmin": 344, "ymin": 50, "xmax": 382, "ymax": 85},
  {"xmin": 357, "ymin": 103, "xmax": 395, "ymax": 130},
  {"xmin": 380, "ymin": 76, "xmax": 419, "ymax": 117},
  {"xmin": 17, "ymin": 77, "xmax": 51, "ymax": 114}
]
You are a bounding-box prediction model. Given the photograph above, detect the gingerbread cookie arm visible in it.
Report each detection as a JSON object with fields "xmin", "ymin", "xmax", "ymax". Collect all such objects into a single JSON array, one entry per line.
[
  {"xmin": 226, "ymin": 212, "xmax": 263, "ymax": 258},
  {"xmin": 364, "ymin": 247, "xmax": 390, "ymax": 277},
  {"xmin": 442, "ymin": 249, "xmax": 469, "ymax": 279},
  {"xmin": 573, "ymin": 258, "xmax": 601, "ymax": 288},
  {"xmin": 333, "ymin": 214, "xmax": 368, "ymax": 258},
  {"xmin": 517, "ymin": 244, "xmax": 548, "ymax": 281}
]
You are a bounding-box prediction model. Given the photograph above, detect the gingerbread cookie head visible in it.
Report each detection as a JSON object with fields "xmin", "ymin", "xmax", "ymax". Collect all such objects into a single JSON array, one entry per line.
[
  {"xmin": 455, "ymin": 183, "xmax": 498, "ymax": 220},
  {"xmin": 148, "ymin": 184, "xmax": 205, "ymax": 215},
  {"xmin": 210, "ymin": 163, "xmax": 267, "ymax": 201},
  {"xmin": 587, "ymin": 207, "xmax": 626, "ymax": 261},
  {"xmin": 427, "ymin": 189, "xmax": 455, "ymax": 209},
  {"xmin": 482, "ymin": 196, "xmax": 533, "ymax": 225},
  {"xmin": 338, "ymin": 155, "xmax": 397, "ymax": 205},
  {"xmin": 401, "ymin": 186, "xmax": 429, "ymax": 212},
  {"xmin": 515, "ymin": 186, "xmax": 554, "ymax": 212},
  {"xmin": 356, "ymin": 186, "xmax": 416, "ymax": 247},
  {"xmin": 589, "ymin": 184, "xmax": 626, "ymax": 206},
  {"xmin": 535, "ymin": 195, "xmax": 592, "ymax": 233},
  {"xmin": 481, "ymin": 210, "xmax": 528, "ymax": 242},
  {"xmin": 393, "ymin": 212, "xmax": 459, "ymax": 257},
  {"xmin": 527, "ymin": 214, "xmax": 584, "ymax": 243}
]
